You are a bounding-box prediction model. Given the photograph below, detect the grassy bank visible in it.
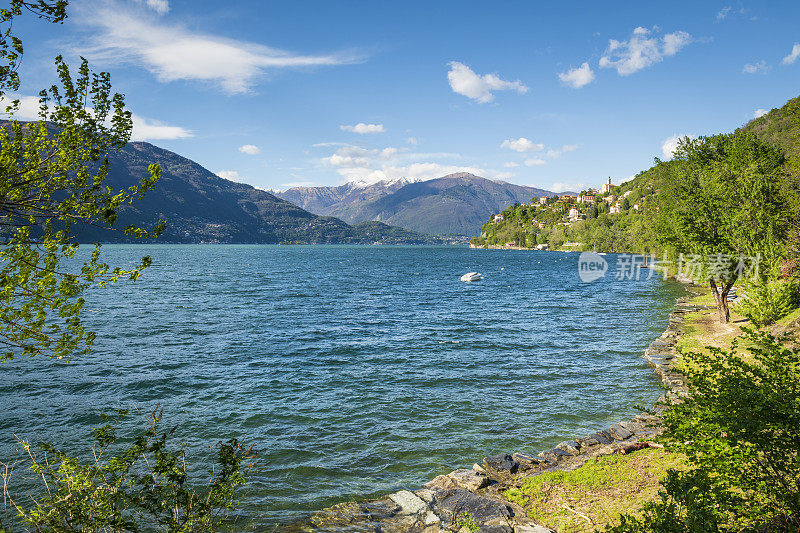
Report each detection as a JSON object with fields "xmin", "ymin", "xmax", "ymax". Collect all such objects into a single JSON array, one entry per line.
[
  {"xmin": 505, "ymin": 287, "xmax": 800, "ymax": 532},
  {"xmin": 504, "ymin": 449, "xmax": 686, "ymax": 532}
]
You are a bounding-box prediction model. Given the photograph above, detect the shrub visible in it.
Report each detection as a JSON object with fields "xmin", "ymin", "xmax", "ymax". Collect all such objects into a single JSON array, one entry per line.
[
  {"xmin": 734, "ymin": 279, "xmax": 799, "ymax": 326},
  {"xmin": 608, "ymin": 329, "xmax": 800, "ymax": 532},
  {"xmin": 0, "ymin": 407, "xmax": 255, "ymax": 532}
]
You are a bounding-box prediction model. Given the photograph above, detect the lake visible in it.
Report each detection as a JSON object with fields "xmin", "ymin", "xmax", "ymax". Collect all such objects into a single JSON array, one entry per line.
[{"xmin": 0, "ymin": 245, "xmax": 685, "ymax": 527}]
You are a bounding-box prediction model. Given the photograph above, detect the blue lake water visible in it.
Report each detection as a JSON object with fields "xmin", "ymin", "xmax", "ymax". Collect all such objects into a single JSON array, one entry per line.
[{"xmin": 0, "ymin": 245, "xmax": 684, "ymax": 527}]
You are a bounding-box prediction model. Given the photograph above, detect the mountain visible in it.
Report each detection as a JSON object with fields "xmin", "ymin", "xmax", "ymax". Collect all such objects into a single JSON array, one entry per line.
[
  {"xmin": 741, "ymin": 95, "xmax": 800, "ymax": 162},
  {"xmin": 275, "ymin": 173, "xmax": 561, "ymax": 236},
  {"xmin": 3, "ymin": 122, "xmax": 443, "ymax": 244}
]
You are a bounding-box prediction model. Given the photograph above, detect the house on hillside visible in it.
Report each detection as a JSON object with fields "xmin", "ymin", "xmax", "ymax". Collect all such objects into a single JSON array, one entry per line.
[
  {"xmin": 539, "ymin": 196, "xmax": 548, "ymax": 204},
  {"xmin": 601, "ymin": 177, "xmax": 613, "ymax": 194},
  {"xmin": 579, "ymin": 194, "xmax": 595, "ymax": 204}
]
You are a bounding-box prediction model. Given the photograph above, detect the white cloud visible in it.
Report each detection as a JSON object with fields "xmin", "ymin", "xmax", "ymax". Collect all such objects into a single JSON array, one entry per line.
[
  {"xmin": 545, "ymin": 144, "xmax": 578, "ymax": 159},
  {"xmin": 238, "ymin": 144, "xmax": 261, "ymax": 155},
  {"xmin": 558, "ymin": 62, "xmax": 595, "ymax": 88},
  {"xmin": 134, "ymin": 0, "xmax": 169, "ymax": 14},
  {"xmin": 503, "ymin": 162, "xmax": 520, "ymax": 168},
  {"xmin": 318, "ymin": 143, "xmax": 502, "ymax": 185},
  {"xmin": 340, "ymin": 122, "xmax": 385, "ymax": 134},
  {"xmin": 599, "ymin": 27, "xmax": 692, "ymax": 76},
  {"xmin": 782, "ymin": 43, "xmax": 800, "ymax": 65},
  {"xmin": 754, "ymin": 108, "xmax": 769, "ymax": 119},
  {"xmin": 0, "ymin": 94, "xmax": 46, "ymax": 120},
  {"xmin": 742, "ymin": 60, "xmax": 768, "ymax": 74},
  {"xmin": 524, "ymin": 158, "xmax": 547, "ymax": 166},
  {"xmin": 447, "ymin": 61, "xmax": 528, "ymax": 103},
  {"xmin": 405, "ymin": 136, "xmax": 419, "ymax": 145},
  {"xmin": 74, "ymin": 2, "xmax": 360, "ymax": 94},
  {"xmin": 661, "ymin": 133, "xmax": 694, "ymax": 159},
  {"xmin": 1, "ymin": 93, "xmax": 191, "ymax": 141},
  {"xmin": 716, "ymin": 6, "xmax": 732, "ymax": 19},
  {"xmin": 216, "ymin": 170, "xmax": 241, "ymax": 181},
  {"xmin": 131, "ymin": 114, "xmax": 192, "ymax": 140},
  {"xmin": 550, "ymin": 182, "xmax": 586, "ymax": 193},
  {"xmin": 501, "ymin": 137, "xmax": 544, "ymax": 153}
]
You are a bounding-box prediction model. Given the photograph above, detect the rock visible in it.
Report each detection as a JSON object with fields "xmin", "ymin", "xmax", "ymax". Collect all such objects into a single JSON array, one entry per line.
[
  {"xmin": 484, "ymin": 454, "xmax": 519, "ymax": 473},
  {"xmin": 432, "ymin": 488, "xmax": 512, "ymax": 523},
  {"xmin": 512, "ymin": 452, "xmax": 541, "ymax": 465},
  {"xmin": 424, "ymin": 475, "xmax": 456, "ymax": 490},
  {"xmin": 448, "ymin": 468, "xmax": 490, "ymax": 491},
  {"xmin": 576, "ymin": 435, "xmax": 600, "ymax": 447},
  {"xmin": 610, "ymin": 422, "xmax": 634, "ymax": 440},
  {"xmin": 593, "ymin": 430, "xmax": 614, "ymax": 444},
  {"xmin": 473, "ymin": 462, "xmax": 488, "ymax": 474},
  {"xmin": 515, "ymin": 525, "xmax": 556, "ymax": 533},
  {"xmin": 425, "ymin": 511, "xmax": 441, "ymax": 526},
  {"xmin": 555, "ymin": 440, "xmax": 580, "ymax": 455},
  {"xmin": 388, "ymin": 489, "xmax": 427, "ymax": 515},
  {"xmin": 416, "ymin": 488, "xmax": 436, "ymax": 503}
]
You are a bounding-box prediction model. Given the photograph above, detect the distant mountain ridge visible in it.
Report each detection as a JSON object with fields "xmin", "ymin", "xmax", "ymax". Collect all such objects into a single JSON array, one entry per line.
[
  {"xmin": 275, "ymin": 173, "xmax": 561, "ymax": 235},
  {"xmin": 2, "ymin": 121, "xmax": 444, "ymax": 244}
]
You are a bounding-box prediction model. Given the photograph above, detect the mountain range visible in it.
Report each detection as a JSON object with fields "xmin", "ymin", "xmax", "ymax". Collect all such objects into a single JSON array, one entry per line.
[{"xmin": 275, "ymin": 173, "xmax": 560, "ymax": 235}]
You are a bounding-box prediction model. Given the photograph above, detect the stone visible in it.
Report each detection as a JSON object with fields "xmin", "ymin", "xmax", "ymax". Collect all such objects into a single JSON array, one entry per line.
[
  {"xmin": 550, "ymin": 447, "xmax": 573, "ymax": 457},
  {"xmin": 610, "ymin": 422, "xmax": 634, "ymax": 440},
  {"xmin": 593, "ymin": 430, "xmax": 614, "ymax": 444},
  {"xmin": 448, "ymin": 468, "xmax": 490, "ymax": 491},
  {"xmin": 515, "ymin": 525, "xmax": 556, "ymax": 533},
  {"xmin": 484, "ymin": 454, "xmax": 519, "ymax": 473},
  {"xmin": 555, "ymin": 440, "xmax": 580, "ymax": 455},
  {"xmin": 416, "ymin": 488, "xmax": 436, "ymax": 503},
  {"xmin": 512, "ymin": 452, "xmax": 540, "ymax": 464},
  {"xmin": 432, "ymin": 488, "xmax": 512, "ymax": 522},
  {"xmin": 473, "ymin": 463, "xmax": 488, "ymax": 474},
  {"xmin": 424, "ymin": 475, "xmax": 456, "ymax": 490},
  {"xmin": 576, "ymin": 435, "xmax": 600, "ymax": 447},
  {"xmin": 425, "ymin": 511, "xmax": 441, "ymax": 526},
  {"xmin": 388, "ymin": 489, "xmax": 427, "ymax": 515}
]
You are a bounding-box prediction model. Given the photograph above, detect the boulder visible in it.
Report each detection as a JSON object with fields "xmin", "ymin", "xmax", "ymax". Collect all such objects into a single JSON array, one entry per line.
[
  {"xmin": 424, "ymin": 475, "xmax": 456, "ymax": 490},
  {"xmin": 448, "ymin": 468, "xmax": 490, "ymax": 491},
  {"xmin": 484, "ymin": 454, "xmax": 519, "ymax": 473},
  {"xmin": 388, "ymin": 489, "xmax": 427, "ymax": 515},
  {"xmin": 610, "ymin": 422, "xmax": 634, "ymax": 440},
  {"xmin": 555, "ymin": 440, "xmax": 580, "ymax": 455},
  {"xmin": 432, "ymin": 488, "xmax": 512, "ymax": 523},
  {"xmin": 515, "ymin": 525, "xmax": 556, "ymax": 533}
]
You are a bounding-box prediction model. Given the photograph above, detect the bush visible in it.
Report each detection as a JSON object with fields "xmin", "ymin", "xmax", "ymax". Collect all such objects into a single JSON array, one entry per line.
[
  {"xmin": 608, "ymin": 329, "xmax": 800, "ymax": 532},
  {"xmin": 734, "ymin": 279, "xmax": 799, "ymax": 327},
  {"xmin": 0, "ymin": 407, "xmax": 255, "ymax": 532}
]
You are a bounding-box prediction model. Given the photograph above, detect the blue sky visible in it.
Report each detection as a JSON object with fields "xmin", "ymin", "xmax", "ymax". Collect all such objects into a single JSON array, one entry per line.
[{"xmin": 8, "ymin": 0, "xmax": 800, "ymax": 192}]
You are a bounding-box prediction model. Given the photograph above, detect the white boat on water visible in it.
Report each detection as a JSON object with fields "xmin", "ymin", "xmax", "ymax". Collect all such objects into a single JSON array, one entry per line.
[{"xmin": 460, "ymin": 272, "xmax": 483, "ymax": 282}]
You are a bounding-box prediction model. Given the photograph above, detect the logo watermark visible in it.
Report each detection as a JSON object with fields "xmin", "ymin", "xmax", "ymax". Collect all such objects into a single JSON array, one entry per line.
[
  {"xmin": 577, "ymin": 252, "xmax": 761, "ymax": 283},
  {"xmin": 578, "ymin": 252, "xmax": 608, "ymax": 282}
]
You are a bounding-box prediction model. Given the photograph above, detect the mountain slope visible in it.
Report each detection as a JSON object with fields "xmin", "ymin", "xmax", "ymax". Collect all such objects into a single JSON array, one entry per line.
[
  {"xmin": 276, "ymin": 173, "xmax": 559, "ymax": 235},
  {"xmin": 1, "ymin": 122, "xmax": 440, "ymax": 244}
]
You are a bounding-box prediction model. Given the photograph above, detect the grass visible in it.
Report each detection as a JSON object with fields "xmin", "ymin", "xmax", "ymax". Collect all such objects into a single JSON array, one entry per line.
[
  {"xmin": 505, "ymin": 449, "xmax": 686, "ymax": 533},
  {"xmin": 674, "ymin": 285, "xmax": 752, "ymax": 371}
]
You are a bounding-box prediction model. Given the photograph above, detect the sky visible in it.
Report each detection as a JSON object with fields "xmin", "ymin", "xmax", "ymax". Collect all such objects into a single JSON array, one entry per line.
[{"xmin": 7, "ymin": 0, "xmax": 800, "ymax": 193}]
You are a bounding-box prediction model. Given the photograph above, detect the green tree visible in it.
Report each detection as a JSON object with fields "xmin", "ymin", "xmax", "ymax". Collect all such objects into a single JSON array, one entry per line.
[
  {"xmin": 609, "ymin": 330, "xmax": 800, "ymax": 532},
  {"xmin": 1, "ymin": 8, "xmax": 164, "ymax": 361},
  {"xmin": 656, "ymin": 133, "xmax": 788, "ymax": 322}
]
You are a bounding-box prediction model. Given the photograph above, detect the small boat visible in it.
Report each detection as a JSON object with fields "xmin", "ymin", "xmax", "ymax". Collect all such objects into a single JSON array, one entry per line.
[{"xmin": 460, "ymin": 272, "xmax": 483, "ymax": 282}]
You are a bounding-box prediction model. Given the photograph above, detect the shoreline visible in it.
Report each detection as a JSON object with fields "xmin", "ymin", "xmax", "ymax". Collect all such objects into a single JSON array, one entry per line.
[{"xmin": 297, "ymin": 291, "xmax": 704, "ymax": 532}]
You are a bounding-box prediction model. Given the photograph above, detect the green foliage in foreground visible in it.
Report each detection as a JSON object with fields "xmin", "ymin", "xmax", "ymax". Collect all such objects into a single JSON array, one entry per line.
[
  {"xmin": 1, "ymin": 408, "xmax": 255, "ymax": 533},
  {"xmin": 609, "ymin": 330, "xmax": 800, "ymax": 532},
  {"xmin": 1, "ymin": 4, "xmax": 163, "ymax": 362},
  {"xmin": 734, "ymin": 279, "xmax": 800, "ymax": 327}
]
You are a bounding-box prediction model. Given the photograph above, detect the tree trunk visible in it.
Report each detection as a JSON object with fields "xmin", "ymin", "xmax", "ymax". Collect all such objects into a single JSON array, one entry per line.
[{"xmin": 709, "ymin": 279, "xmax": 734, "ymax": 323}]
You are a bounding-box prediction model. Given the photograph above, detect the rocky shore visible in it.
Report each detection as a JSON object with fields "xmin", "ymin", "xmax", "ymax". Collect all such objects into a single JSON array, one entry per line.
[{"xmin": 295, "ymin": 295, "xmax": 711, "ymax": 533}]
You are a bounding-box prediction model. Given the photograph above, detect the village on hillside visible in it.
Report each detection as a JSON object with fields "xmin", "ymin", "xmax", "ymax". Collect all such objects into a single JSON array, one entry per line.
[{"xmin": 472, "ymin": 174, "xmax": 658, "ymax": 251}]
